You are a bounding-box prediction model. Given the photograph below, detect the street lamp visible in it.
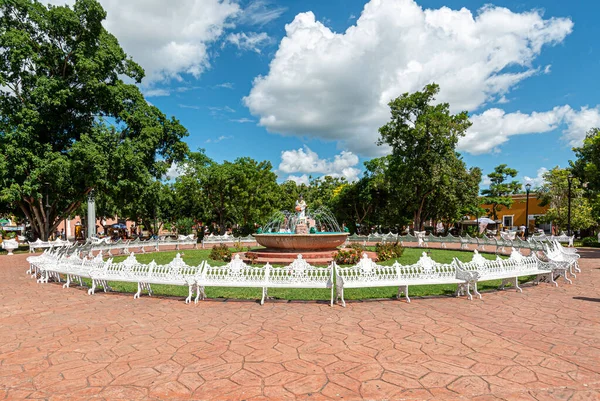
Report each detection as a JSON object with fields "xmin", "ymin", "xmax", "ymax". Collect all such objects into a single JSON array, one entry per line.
[
  {"xmin": 44, "ymin": 182, "xmax": 50, "ymax": 241},
  {"xmin": 524, "ymin": 183, "xmax": 531, "ymax": 239},
  {"xmin": 567, "ymin": 174, "xmax": 574, "ymax": 237}
]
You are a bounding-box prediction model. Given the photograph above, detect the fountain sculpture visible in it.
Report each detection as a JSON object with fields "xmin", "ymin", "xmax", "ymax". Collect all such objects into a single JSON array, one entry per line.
[{"xmin": 248, "ymin": 196, "xmax": 349, "ymax": 263}]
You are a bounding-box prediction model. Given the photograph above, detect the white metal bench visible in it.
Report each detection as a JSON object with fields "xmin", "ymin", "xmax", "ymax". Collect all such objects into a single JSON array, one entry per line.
[
  {"xmin": 335, "ymin": 253, "xmax": 478, "ymax": 307},
  {"xmin": 128, "ymin": 254, "xmax": 202, "ymax": 303},
  {"xmin": 195, "ymin": 255, "xmax": 268, "ymax": 303},
  {"xmin": 456, "ymin": 249, "xmax": 555, "ymax": 296},
  {"xmin": 264, "ymin": 255, "xmax": 334, "ymax": 306}
]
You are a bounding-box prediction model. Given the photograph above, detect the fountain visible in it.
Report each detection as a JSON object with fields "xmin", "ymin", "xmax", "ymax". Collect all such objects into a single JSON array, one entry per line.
[{"xmin": 248, "ymin": 197, "xmax": 349, "ymax": 263}]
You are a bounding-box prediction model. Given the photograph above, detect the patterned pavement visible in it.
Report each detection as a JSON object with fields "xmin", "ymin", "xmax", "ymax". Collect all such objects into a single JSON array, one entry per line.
[{"xmin": 0, "ymin": 249, "xmax": 599, "ymax": 400}]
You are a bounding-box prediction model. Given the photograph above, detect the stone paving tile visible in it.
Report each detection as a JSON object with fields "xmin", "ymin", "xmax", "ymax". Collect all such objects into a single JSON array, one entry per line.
[{"xmin": 1, "ymin": 248, "xmax": 600, "ymax": 400}]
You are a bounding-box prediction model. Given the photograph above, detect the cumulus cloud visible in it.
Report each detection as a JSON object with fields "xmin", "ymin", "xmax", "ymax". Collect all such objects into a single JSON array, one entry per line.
[
  {"xmin": 562, "ymin": 106, "xmax": 600, "ymax": 147},
  {"xmin": 243, "ymin": 0, "xmax": 573, "ymax": 156},
  {"xmin": 286, "ymin": 174, "xmax": 310, "ymax": 186},
  {"xmin": 48, "ymin": 0, "xmax": 240, "ymax": 84},
  {"xmin": 523, "ymin": 167, "xmax": 548, "ymax": 189},
  {"xmin": 165, "ymin": 162, "xmax": 185, "ymax": 180},
  {"xmin": 459, "ymin": 105, "xmax": 600, "ymax": 154},
  {"xmin": 278, "ymin": 147, "xmax": 361, "ymax": 182},
  {"xmin": 226, "ymin": 32, "xmax": 272, "ymax": 53}
]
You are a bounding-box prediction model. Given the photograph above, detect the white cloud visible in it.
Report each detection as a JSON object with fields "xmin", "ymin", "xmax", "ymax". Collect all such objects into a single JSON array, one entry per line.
[
  {"xmin": 144, "ymin": 88, "xmax": 171, "ymax": 97},
  {"xmin": 230, "ymin": 118, "xmax": 256, "ymax": 123},
  {"xmin": 562, "ymin": 106, "xmax": 600, "ymax": 147},
  {"xmin": 238, "ymin": 0, "xmax": 286, "ymax": 27},
  {"xmin": 179, "ymin": 104, "xmax": 202, "ymax": 110},
  {"xmin": 214, "ymin": 82, "xmax": 235, "ymax": 89},
  {"xmin": 279, "ymin": 147, "xmax": 361, "ymax": 182},
  {"xmin": 243, "ymin": 0, "xmax": 573, "ymax": 156},
  {"xmin": 165, "ymin": 162, "xmax": 185, "ymax": 180},
  {"xmin": 458, "ymin": 105, "xmax": 600, "ymax": 154},
  {"xmin": 226, "ymin": 32, "xmax": 272, "ymax": 53},
  {"xmin": 459, "ymin": 106, "xmax": 569, "ymax": 154},
  {"xmin": 206, "ymin": 135, "xmax": 233, "ymax": 144},
  {"xmin": 523, "ymin": 167, "xmax": 548, "ymax": 189},
  {"xmin": 286, "ymin": 174, "xmax": 310, "ymax": 186},
  {"xmin": 482, "ymin": 176, "xmax": 492, "ymax": 187},
  {"xmin": 209, "ymin": 106, "xmax": 236, "ymax": 113},
  {"xmin": 48, "ymin": 0, "xmax": 240, "ymax": 84}
]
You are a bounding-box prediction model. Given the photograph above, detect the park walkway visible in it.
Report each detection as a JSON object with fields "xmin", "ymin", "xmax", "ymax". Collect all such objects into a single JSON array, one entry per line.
[{"xmin": 0, "ymin": 250, "xmax": 599, "ymax": 400}]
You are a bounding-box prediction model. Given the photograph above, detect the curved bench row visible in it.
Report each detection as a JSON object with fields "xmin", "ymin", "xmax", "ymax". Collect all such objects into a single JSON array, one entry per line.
[
  {"xmin": 27, "ymin": 241, "xmax": 579, "ymax": 306},
  {"xmin": 26, "ymin": 235, "xmax": 198, "ymax": 254},
  {"xmin": 347, "ymin": 232, "xmax": 574, "ymax": 252}
]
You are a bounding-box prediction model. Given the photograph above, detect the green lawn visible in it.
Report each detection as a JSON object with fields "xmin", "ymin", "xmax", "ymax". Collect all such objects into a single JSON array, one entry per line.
[{"xmin": 93, "ymin": 247, "xmax": 529, "ymax": 302}]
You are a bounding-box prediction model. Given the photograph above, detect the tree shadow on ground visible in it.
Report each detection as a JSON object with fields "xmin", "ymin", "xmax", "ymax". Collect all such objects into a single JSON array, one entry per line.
[{"xmin": 573, "ymin": 297, "xmax": 600, "ymax": 303}]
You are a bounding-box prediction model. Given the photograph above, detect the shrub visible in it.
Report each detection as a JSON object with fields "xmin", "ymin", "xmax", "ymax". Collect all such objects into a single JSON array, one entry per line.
[
  {"xmin": 175, "ymin": 217, "xmax": 195, "ymax": 236},
  {"xmin": 376, "ymin": 242, "xmax": 404, "ymax": 262},
  {"xmin": 333, "ymin": 248, "xmax": 361, "ymax": 265},
  {"xmin": 209, "ymin": 243, "xmax": 232, "ymax": 262},
  {"xmin": 581, "ymin": 236, "xmax": 600, "ymax": 247},
  {"xmin": 349, "ymin": 243, "xmax": 366, "ymax": 252}
]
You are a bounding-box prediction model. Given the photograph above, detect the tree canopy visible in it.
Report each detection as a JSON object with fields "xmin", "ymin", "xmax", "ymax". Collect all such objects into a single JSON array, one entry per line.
[
  {"xmin": 481, "ymin": 164, "xmax": 522, "ymax": 220},
  {"xmin": 537, "ymin": 167, "xmax": 595, "ymax": 232},
  {"xmin": 377, "ymin": 83, "xmax": 474, "ymax": 230},
  {"xmin": 0, "ymin": 0, "xmax": 188, "ymax": 239}
]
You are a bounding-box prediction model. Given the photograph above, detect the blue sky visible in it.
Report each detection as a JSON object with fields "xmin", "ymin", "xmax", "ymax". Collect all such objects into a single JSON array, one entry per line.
[{"xmin": 62, "ymin": 0, "xmax": 600, "ymax": 188}]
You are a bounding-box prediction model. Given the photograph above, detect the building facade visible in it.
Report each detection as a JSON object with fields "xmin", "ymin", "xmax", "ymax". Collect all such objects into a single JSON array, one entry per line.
[{"xmin": 479, "ymin": 193, "xmax": 550, "ymax": 232}]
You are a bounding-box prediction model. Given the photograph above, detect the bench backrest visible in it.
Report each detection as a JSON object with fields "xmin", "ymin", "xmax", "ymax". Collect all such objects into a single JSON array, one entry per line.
[
  {"xmin": 336, "ymin": 253, "xmax": 399, "ymax": 284},
  {"xmin": 266, "ymin": 255, "xmax": 332, "ymax": 286},
  {"xmin": 202, "ymin": 254, "xmax": 266, "ymax": 284}
]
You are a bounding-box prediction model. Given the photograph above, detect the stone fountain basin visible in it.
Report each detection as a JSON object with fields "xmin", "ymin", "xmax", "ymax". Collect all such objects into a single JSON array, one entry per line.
[{"xmin": 253, "ymin": 233, "xmax": 349, "ymax": 251}]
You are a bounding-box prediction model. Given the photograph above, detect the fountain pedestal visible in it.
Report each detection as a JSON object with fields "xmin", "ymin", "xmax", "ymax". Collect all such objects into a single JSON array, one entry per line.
[
  {"xmin": 244, "ymin": 233, "xmax": 350, "ymax": 264},
  {"xmin": 295, "ymin": 223, "xmax": 309, "ymax": 235}
]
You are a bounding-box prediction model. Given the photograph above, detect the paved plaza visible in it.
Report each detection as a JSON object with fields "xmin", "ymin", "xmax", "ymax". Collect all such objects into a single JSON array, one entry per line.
[{"xmin": 1, "ymin": 251, "xmax": 599, "ymax": 400}]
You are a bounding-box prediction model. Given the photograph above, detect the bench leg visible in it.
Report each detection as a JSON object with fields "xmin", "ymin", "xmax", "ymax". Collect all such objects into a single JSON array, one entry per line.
[
  {"xmin": 404, "ymin": 286, "xmax": 411, "ymax": 303},
  {"xmin": 186, "ymin": 285, "xmax": 193, "ymax": 304},
  {"xmin": 559, "ymin": 269, "xmax": 572, "ymax": 285},
  {"xmin": 340, "ymin": 286, "xmax": 346, "ymax": 308},
  {"xmin": 330, "ymin": 285, "xmax": 334, "ymax": 307},
  {"xmin": 472, "ymin": 282, "xmax": 482, "ymax": 299},
  {"xmin": 514, "ymin": 277, "xmax": 522, "ymax": 293},
  {"xmin": 78, "ymin": 276, "xmax": 84, "ymax": 287},
  {"xmin": 260, "ymin": 288, "xmax": 266, "ymax": 305},
  {"xmin": 569, "ymin": 263, "xmax": 577, "ymax": 278},
  {"xmin": 456, "ymin": 283, "xmax": 472, "ymax": 300},
  {"xmin": 63, "ymin": 275, "xmax": 71, "ymax": 289},
  {"xmin": 134, "ymin": 283, "xmax": 143, "ymax": 299},
  {"xmin": 194, "ymin": 285, "xmax": 205, "ymax": 303},
  {"xmin": 548, "ymin": 272, "xmax": 558, "ymax": 287},
  {"xmin": 88, "ymin": 280, "xmax": 96, "ymax": 295}
]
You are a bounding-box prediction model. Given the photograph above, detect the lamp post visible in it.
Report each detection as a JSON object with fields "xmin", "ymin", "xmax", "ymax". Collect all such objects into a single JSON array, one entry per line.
[
  {"xmin": 44, "ymin": 182, "xmax": 50, "ymax": 241},
  {"xmin": 567, "ymin": 175, "xmax": 573, "ymax": 237},
  {"xmin": 524, "ymin": 183, "xmax": 531, "ymax": 239}
]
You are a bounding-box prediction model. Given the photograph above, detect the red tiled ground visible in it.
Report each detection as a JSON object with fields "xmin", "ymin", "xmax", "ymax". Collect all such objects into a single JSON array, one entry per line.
[{"xmin": 1, "ymin": 249, "xmax": 599, "ymax": 400}]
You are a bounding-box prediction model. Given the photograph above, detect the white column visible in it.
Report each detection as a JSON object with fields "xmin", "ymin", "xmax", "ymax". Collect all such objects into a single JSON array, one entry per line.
[{"xmin": 66, "ymin": 218, "xmax": 71, "ymax": 239}]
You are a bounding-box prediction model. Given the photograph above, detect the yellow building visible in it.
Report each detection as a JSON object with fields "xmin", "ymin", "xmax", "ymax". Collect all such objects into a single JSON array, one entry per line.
[{"xmin": 479, "ymin": 193, "xmax": 550, "ymax": 231}]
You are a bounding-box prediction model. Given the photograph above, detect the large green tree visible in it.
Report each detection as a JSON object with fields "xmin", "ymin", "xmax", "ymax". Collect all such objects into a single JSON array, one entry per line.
[
  {"xmin": 571, "ymin": 128, "xmax": 600, "ymax": 225},
  {"xmin": 537, "ymin": 167, "xmax": 595, "ymax": 232},
  {"xmin": 481, "ymin": 164, "xmax": 522, "ymax": 220},
  {"xmin": 378, "ymin": 83, "xmax": 472, "ymax": 231},
  {"xmin": 0, "ymin": 0, "xmax": 188, "ymax": 240},
  {"xmin": 175, "ymin": 153, "xmax": 281, "ymax": 235}
]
